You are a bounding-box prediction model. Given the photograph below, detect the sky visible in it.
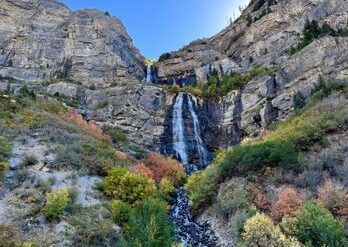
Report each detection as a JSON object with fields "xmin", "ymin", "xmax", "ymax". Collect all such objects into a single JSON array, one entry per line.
[{"xmin": 60, "ymin": 0, "xmax": 250, "ymax": 59}]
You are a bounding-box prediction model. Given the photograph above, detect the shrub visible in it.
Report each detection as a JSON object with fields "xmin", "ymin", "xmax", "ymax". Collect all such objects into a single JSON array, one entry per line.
[
  {"xmin": 317, "ymin": 180, "xmax": 348, "ymax": 217},
  {"xmin": 254, "ymin": 193, "xmax": 271, "ymax": 211},
  {"xmin": 142, "ymin": 153, "xmax": 185, "ymax": 186},
  {"xmin": 185, "ymin": 164, "xmax": 220, "ymax": 213},
  {"xmin": 215, "ymin": 188, "xmax": 249, "ymax": 221},
  {"xmin": 0, "ymin": 162, "xmax": 9, "ymax": 181},
  {"xmin": 111, "ymin": 200, "xmax": 132, "ymax": 226},
  {"xmin": 102, "ymin": 126, "xmax": 129, "ymax": 146},
  {"xmin": 158, "ymin": 53, "xmax": 171, "ymax": 62},
  {"xmin": 102, "ymin": 167, "xmax": 156, "ymax": 205},
  {"xmin": 293, "ymin": 91, "xmax": 306, "ymax": 110},
  {"xmin": 169, "ymin": 85, "xmax": 181, "ymax": 94},
  {"xmin": 271, "ymin": 188, "xmax": 302, "ymax": 222},
  {"xmin": 289, "ymin": 21, "xmax": 346, "ymax": 55},
  {"xmin": 232, "ymin": 207, "xmax": 257, "ymax": 237},
  {"xmin": 159, "ymin": 177, "xmax": 175, "ymax": 196},
  {"xmin": 68, "ymin": 186, "xmax": 80, "ymax": 204},
  {"xmin": 184, "ymin": 66, "xmax": 277, "ymax": 98},
  {"xmin": 119, "ymin": 198, "xmax": 175, "ymax": 247},
  {"xmin": 21, "ymin": 154, "xmax": 38, "ymax": 167},
  {"xmin": 242, "ymin": 213, "xmax": 302, "ymax": 247},
  {"xmin": 296, "ymin": 201, "xmax": 346, "ymax": 247},
  {"xmin": 132, "ymin": 163, "xmax": 154, "ymax": 178},
  {"xmin": 43, "ymin": 188, "xmax": 70, "ymax": 220},
  {"xmin": 219, "ymin": 140, "xmax": 299, "ymax": 177},
  {"xmin": 0, "ymin": 136, "xmax": 11, "ymax": 161}
]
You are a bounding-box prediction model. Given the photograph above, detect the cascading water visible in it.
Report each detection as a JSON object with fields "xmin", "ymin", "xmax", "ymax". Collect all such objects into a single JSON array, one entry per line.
[
  {"xmin": 187, "ymin": 95, "xmax": 208, "ymax": 168},
  {"xmin": 170, "ymin": 92, "xmax": 217, "ymax": 247},
  {"xmin": 172, "ymin": 92, "xmax": 188, "ymax": 165},
  {"xmin": 145, "ymin": 65, "xmax": 152, "ymax": 83}
]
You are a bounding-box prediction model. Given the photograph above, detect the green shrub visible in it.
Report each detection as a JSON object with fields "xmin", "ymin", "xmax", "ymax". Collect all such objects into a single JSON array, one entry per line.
[
  {"xmin": 102, "ymin": 167, "xmax": 156, "ymax": 206},
  {"xmin": 0, "ymin": 162, "xmax": 9, "ymax": 181},
  {"xmin": 158, "ymin": 53, "xmax": 171, "ymax": 62},
  {"xmin": 0, "ymin": 136, "xmax": 11, "ymax": 162},
  {"xmin": 296, "ymin": 202, "xmax": 346, "ymax": 247},
  {"xmin": 241, "ymin": 213, "xmax": 302, "ymax": 247},
  {"xmin": 111, "ymin": 200, "xmax": 132, "ymax": 226},
  {"xmin": 159, "ymin": 178, "xmax": 175, "ymax": 196},
  {"xmin": 119, "ymin": 198, "xmax": 175, "ymax": 247},
  {"xmin": 102, "ymin": 126, "xmax": 129, "ymax": 146},
  {"xmin": 186, "ymin": 81, "xmax": 347, "ymax": 213},
  {"xmin": 168, "ymin": 84, "xmax": 181, "ymax": 94},
  {"xmin": 183, "ymin": 66, "xmax": 277, "ymax": 98},
  {"xmin": 232, "ymin": 207, "xmax": 257, "ymax": 237},
  {"xmin": 185, "ymin": 163, "xmax": 220, "ymax": 213},
  {"xmin": 289, "ymin": 21, "xmax": 347, "ymax": 55},
  {"xmin": 220, "ymin": 140, "xmax": 299, "ymax": 177},
  {"xmin": 43, "ymin": 188, "xmax": 70, "ymax": 220},
  {"xmin": 293, "ymin": 91, "xmax": 306, "ymax": 110}
]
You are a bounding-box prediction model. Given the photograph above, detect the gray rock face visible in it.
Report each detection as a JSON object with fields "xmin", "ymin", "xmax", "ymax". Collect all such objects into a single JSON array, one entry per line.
[
  {"xmin": 0, "ymin": 0, "xmax": 145, "ymax": 88},
  {"xmin": 155, "ymin": 0, "xmax": 348, "ymax": 140},
  {"xmin": 0, "ymin": 0, "xmax": 347, "ymax": 152},
  {"xmin": 156, "ymin": 0, "xmax": 348, "ymax": 80}
]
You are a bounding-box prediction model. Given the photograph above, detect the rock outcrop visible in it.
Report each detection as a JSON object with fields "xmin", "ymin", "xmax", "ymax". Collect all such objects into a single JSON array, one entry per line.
[
  {"xmin": 0, "ymin": 0, "xmax": 145, "ymax": 88},
  {"xmin": 0, "ymin": 0, "xmax": 347, "ymax": 152},
  {"xmin": 155, "ymin": 0, "xmax": 348, "ymax": 141}
]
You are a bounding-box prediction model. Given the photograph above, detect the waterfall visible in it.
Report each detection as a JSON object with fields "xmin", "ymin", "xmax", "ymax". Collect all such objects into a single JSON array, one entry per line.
[
  {"xmin": 172, "ymin": 92, "xmax": 188, "ymax": 165},
  {"xmin": 187, "ymin": 96, "xmax": 208, "ymax": 166},
  {"xmin": 170, "ymin": 92, "xmax": 216, "ymax": 247},
  {"xmin": 145, "ymin": 65, "xmax": 152, "ymax": 83}
]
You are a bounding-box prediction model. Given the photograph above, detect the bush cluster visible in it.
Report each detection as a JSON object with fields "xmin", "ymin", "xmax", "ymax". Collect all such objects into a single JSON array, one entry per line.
[
  {"xmin": 183, "ymin": 66, "xmax": 277, "ymax": 98},
  {"xmin": 289, "ymin": 21, "xmax": 348, "ymax": 55},
  {"xmin": 103, "ymin": 167, "xmax": 156, "ymax": 206},
  {"xmin": 43, "ymin": 188, "xmax": 70, "ymax": 220},
  {"xmin": 295, "ymin": 202, "xmax": 346, "ymax": 247},
  {"xmin": 103, "ymin": 166, "xmax": 176, "ymax": 247}
]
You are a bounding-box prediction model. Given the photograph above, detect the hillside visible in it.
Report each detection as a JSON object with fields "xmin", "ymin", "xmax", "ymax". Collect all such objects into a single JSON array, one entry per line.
[{"xmin": 0, "ymin": 0, "xmax": 347, "ymax": 246}]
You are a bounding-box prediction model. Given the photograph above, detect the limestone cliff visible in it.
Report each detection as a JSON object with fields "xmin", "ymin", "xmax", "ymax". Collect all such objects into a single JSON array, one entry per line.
[
  {"xmin": 0, "ymin": 0, "xmax": 145, "ymax": 88},
  {"xmin": 0, "ymin": 0, "xmax": 347, "ymax": 153},
  {"xmin": 156, "ymin": 0, "xmax": 348, "ymax": 144}
]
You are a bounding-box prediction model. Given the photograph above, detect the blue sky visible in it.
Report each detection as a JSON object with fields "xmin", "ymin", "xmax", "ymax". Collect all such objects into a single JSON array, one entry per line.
[{"xmin": 60, "ymin": 0, "xmax": 249, "ymax": 59}]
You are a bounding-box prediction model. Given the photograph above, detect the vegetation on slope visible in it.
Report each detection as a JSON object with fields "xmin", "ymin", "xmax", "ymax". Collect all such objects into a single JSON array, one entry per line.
[
  {"xmin": 186, "ymin": 80, "xmax": 348, "ymax": 246},
  {"xmin": 186, "ymin": 80, "xmax": 347, "ymax": 213},
  {"xmin": 168, "ymin": 65, "xmax": 277, "ymax": 99},
  {"xmin": 0, "ymin": 89, "xmax": 180, "ymax": 247},
  {"xmin": 102, "ymin": 154, "xmax": 186, "ymax": 247},
  {"xmin": 289, "ymin": 20, "xmax": 348, "ymax": 55}
]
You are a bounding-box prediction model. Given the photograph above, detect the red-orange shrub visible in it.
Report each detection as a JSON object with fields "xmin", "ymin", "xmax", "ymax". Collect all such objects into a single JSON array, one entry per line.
[
  {"xmin": 132, "ymin": 163, "xmax": 154, "ymax": 179},
  {"xmin": 271, "ymin": 188, "xmax": 302, "ymax": 221},
  {"xmin": 318, "ymin": 180, "xmax": 348, "ymax": 218},
  {"xmin": 142, "ymin": 153, "xmax": 185, "ymax": 186},
  {"xmin": 62, "ymin": 111, "xmax": 110, "ymax": 141},
  {"xmin": 255, "ymin": 193, "xmax": 270, "ymax": 211}
]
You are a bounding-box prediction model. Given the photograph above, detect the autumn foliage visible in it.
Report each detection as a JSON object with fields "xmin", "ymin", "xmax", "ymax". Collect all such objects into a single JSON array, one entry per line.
[
  {"xmin": 62, "ymin": 111, "xmax": 110, "ymax": 141},
  {"xmin": 271, "ymin": 187, "xmax": 302, "ymax": 221},
  {"xmin": 132, "ymin": 163, "xmax": 154, "ymax": 179},
  {"xmin": 317, "ymin": 180, "xmax": 348, "ymax": 218},
  {"xmin": 255, "ymin": 193, "xmax": 270, "ymax": 211},
  {"xmin": 138, "ymin": 153, "xmax": 186, "ymax": 186}
]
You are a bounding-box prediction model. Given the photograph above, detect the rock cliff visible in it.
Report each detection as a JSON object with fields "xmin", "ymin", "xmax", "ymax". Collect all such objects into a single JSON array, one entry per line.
[
  {"xmin": 0, "ymin": 0, "xmax": 347, "ymax": 152},
  {"xmin": 0, "ymin": 0, "xmax": 145, "ymax": 88}
]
